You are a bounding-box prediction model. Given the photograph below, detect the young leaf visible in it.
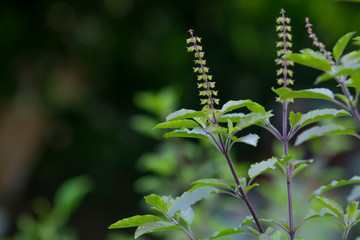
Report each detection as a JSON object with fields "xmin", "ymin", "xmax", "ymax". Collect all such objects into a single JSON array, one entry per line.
[
  {"xmin": 144, "ymin": 194, "xmax": 168, "ymax": 215},
  {"xmin": 348, "ymin": 185, "xmax": 360, "ymax": 202},
  {"xmin": 311, "ymin": 176, "xmax": 360, "ymax": 197},
  {"xmin": 179, "ymin": 207, "xmax": 195, "ymax": 225},
  {"xmin": 245, "ymin": 183, "xmax": 260, "ymax": 193},
  {"xmin": 248, "ymin": 157, "xmax": 278, "ymax": 180},
  {"xmin": 163, "ymin": 128, "xmax": 209, "ymax": 140},
  {"xmin": 333, "ymin": 32, "xmax": 356, "ymax": 62},
  {"xmin": 218, "ymin": 113, "xmax": 246, "ymax": 123},
  {"xmin": 134, "ymin": 221, "xmax": 182, "ymax": 238},
  {"xmin": 304, "ymin": 208, "xmax": 339, "ymax": 221},
  {"xmin": 313, "ymin": 195, "xmax": 344, "ymax": 220},
  {"xmin": 165, "ymin": 109, "xmax": 205, "ymax": 121},
  {"xmin": 234, "ymin": 112, "xmax": 273, "ymax": 131},
  {"xmin": 297, "ymin": 109, "xmax": 351, "ymax": 128},
  {"xmin": 109, "ymin": 215, "xmax": 162, "ymax": 229},
  {"xmin": 347, "ymin": 73, "xmax": 360, "ymax": 93},
  {"xmin": 168, "ymin": 186, "xmax": 219, "ymax": 218},
  {"xmin": 341, "ymin": 50, "xmax": 360, "ymax": 66},
  {"xmin": 284, "ymin": 51, "xmax": 332, "ymax": 71},
  {"xmin": 239, "ymin": 215, "xmax": 254, "ymax": 227},
  {"xmin": 295, "ymin": 124, "xmax": 355, "ymax": 146},
  {"xmin": 192, "ymin": 178, "xmax": 232, "ymax": 189},
  {"xmin": 154, "ymin": 119, "xmax": 199, "ymax": 129},
  {"xmin": 220, "ymin": 100, "xmax": 265, "ymax": 115},
  {"xmin": 289, "ymin": 111, "xmax": 302, "ymax": 127},
  {"xmin": 274, "ymin": 88, "xmax": 335, "ymax": 101},
  {"xmin": 208, "ymin": 228, "xmax": 247, "ymax": 239},
  {"xmin": 345, "ymin": 201, "xmax": 359, "ymax": 223},
  {"xmin": 231, "ymin": 134, "xmax": 260, "ymax": 147}
]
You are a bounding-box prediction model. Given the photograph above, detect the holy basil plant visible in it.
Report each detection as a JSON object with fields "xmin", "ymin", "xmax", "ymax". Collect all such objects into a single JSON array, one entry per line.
[{"xmin": 109, "ymin": 8, "xmax": 360, "ymax": 240}]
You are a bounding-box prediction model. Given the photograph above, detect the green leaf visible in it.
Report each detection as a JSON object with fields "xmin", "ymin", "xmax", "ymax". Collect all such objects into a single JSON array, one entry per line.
[
  {"xmin": 292, "ymin": 163, "xmax": 310, "ymax": 178},
  {"xmin": 284, "ymin": 50, "xmax": 332, "ymax": 71},
  {"xmin": 109, "ymin": 215, "xmax": 162, "ymax": 229},
  {"xmin": 168, "ymin": 186, "xmax": 219, "ymax": 218},
  {"xmin": 335, "ymin": 94, "xmax": 351, "ymax": 106},
  {"xmin": 315, "ymin": 63, "xmax": 360, "ymax": 84},
  {"xmin": 337, "ymin": 0, "xmax": 360, "ymax": 2},
  {"xmin": 341, "ymin": 50, "xmax": 360, "ymax": 66},
  {"xmin": 271, "ymin": 231, "xmax": 287, "ymax": 240},
  {"xmin": 347, "ymin": 73, "xmax": 360, "ymax": 93},
  {"xmin": 144, "ymin": 194, "xmax": 168, "ymax": 215},
  {"xmin": 289, "ymin": 111, "xmax": 302, "ymax": 127},
  {"xmin": 295, "ymin": 124, "xmax": 355, "ymax": 146},
  {"xmin": 155, "ymin": 119, "xmax": 199, "ymax": 129},
  {"xmin": 304, "ymin": 208, "xmax": 339, "ymax": 221},
  {"xmin": 231, "ymin": 134, "xmax": 260, "ymax": 147},
  {"xmin": 218, "ymin": 113, "xmax": 246, "ymax": 123},
  {"xmin": 312, "ymin": 176, "xmax": 360, "ymax": 196},
  {"xmin": 163, "ymin": 128, "xmax": 209, "ymax": 140},
  {"xmin": 208, "ymin": 228, "xmax": 247, "ymax": 239},
  {"xmin": 239, "ymin": 215, "xmax": 254, "ymax": 227},
  {"xmin": 179, "ymin": 207, "xmax": 195, "ymax": 225},
  {"xmin": 134, "ymin": 221, "xmax": 182, "ymax": 238},
  {"xmin": 313, "ymin": 195, "xmax": 344, "ymax": 219},
  {"xmin": 348, "ymin": 186, "xmax": 360, "ymax": 202},
  {"xmin": 234, "ymin": 112, "xmax": 273, "ymax": 131},
  {"xmin": 248, "ymin": 157, "xmax": 278, "ymax": 180},
  {"xmin": 345, "ymin": 201, "xmax": 359, "ymax": 223},
  {"xmin": 220, "ymin": 100, "xmax": 265, "ymax": 115},
  {"xmin": 245, "ymin": 183, "xmax": 260, "ymax": 193},
  {"xmin": 165, "ymin": 109, "xmax": 205, "ymax": 121},
  {"xmin": 192, "ymin": 178, "xmax": 232, "ymax": 189},
  {"xmin": 333, "ymin": 32, "xmax": 356, "ymax": 62},
  {"xmin": 297, "ymin": 109, "xmax": 351, "ymax": 128},
  {"xmin": 274, "ymin": 88, "xmax": 335, "ymax": 101}
]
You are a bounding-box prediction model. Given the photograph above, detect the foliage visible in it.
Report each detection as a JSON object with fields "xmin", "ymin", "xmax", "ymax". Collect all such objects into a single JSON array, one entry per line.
[
  {"xmin": 110, "ymin": 6, "xmax": 360, "ymax": 240},
  {"xmin": 4, "ymin": 176, "xmax": 92, "ymax": 240}
]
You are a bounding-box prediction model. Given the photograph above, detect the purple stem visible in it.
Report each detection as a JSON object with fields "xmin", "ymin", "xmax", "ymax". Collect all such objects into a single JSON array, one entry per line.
[{"xmin": 280, "ymin": 9, "xmax": 295, "ymax": 240}]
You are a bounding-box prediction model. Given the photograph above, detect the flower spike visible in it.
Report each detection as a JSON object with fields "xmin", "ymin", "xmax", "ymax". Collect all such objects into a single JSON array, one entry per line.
[
  {"xmin": 275, "ymin": 9, "xmax": 294, "ymax": 89},
  {"xmin": 305, "ymin": 17, "xmax": 334, "ymax": 65},
  {"xmin": 187, "ymin": 29, "xmax": 219, "ymax": 110}
]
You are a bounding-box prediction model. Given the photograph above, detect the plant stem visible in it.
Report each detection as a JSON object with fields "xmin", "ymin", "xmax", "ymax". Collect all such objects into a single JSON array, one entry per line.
[
  {"xmin": 221, "ymin": 147, "xmax": 264, "ymax": 233},
  {"xmin": 338, "ymin": 80, "xmax": 360, "ymax": 127},
  {"xmin": 171, "ymin": 219, "xmax": 194, "ymax": 240},
  {"xmin": 283, "ymin": 101, "xmax": 295, "ymax": 240},
  {"xmin": 341, "ymin": 228, "xmax": 349, "ymax": 240}
]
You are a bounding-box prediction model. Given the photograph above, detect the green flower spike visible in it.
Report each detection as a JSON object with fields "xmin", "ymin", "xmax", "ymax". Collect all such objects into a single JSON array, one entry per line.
[
  {"xmin": 275, "ymin": 9, "xmax": 294, "ymax": 103},
  {"xmin": 187, "ymin": 29, "xmax": 220, "ymax": 110}
]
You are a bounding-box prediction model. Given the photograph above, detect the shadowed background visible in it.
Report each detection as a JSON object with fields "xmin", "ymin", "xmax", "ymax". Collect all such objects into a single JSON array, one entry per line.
[{"xmin": 0, "ymin": 0, "xmax": 360, "ymax": 239}]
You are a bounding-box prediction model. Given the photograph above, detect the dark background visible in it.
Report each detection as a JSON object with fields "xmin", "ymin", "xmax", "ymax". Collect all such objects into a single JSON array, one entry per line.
[{"xmin": 0, "ymin": 0, "xmax": 360, "ymax": 239}]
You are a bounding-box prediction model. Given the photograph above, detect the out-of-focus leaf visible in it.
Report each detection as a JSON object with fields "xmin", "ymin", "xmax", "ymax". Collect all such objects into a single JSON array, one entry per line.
[
  {"xmin": 108, "ymin": 215, "xmax": 161, "ymax": 229},
  {"xmin": 179, "ymin": 207, "xmax": 195, "ymax": 225},
  {"xmin": 163, "ymin": 128, "xmax": 209, "ymax": 140},
  {"xmin": 284, "ymin": 50, "xmax": 332, "ymax": 71},
  {"xmin": 295, "ymin": 124, "xmax": 355, "ymax": 145},
  {"xmin": 53, "ymin": 176, "xmax": 93, "ymax": 221},
  {"xmin": 312, "ymin": 176, "xmax": 360, "ymax": 196},
  {"xmin": 304, "ymin": 208, "xmax": 338, "ymax": 221},
  {"xmin": 348, "ymin": 186, "xmax": 360, "ymax": 202},
  {"xmin": 313, "ymin": 196, "xmax": 344, "ymax": 219},
  {"xmin": 168, "ymin": 186, "xmax": 219, "ymax": 218},
  {"xmin": 239, "ymin": 215, "xmax": 254, "ymax": 227},
  {"xmin": 333, "ymin": 32, "xmax": 356, "ymax": 62},
  {"xmin": 192, "ymin": 178, "xmax": 232, "ymax": 189},
  {"xmin": 248, "ymin": 157, "xmax": 278, "ymax": 180},
  {"xmin": 208, "ymin": 228, "xmax": 247, "ymax": 239},
  {"xmin": 134, "ymin": 221, "xmax": 181, "ymax": 238},
  {"xmin": 154, "ymin": 119, "xmax": 199, "ymax": 129},
  {"xmin": 165, "ymin": 109, "xmax": 205, "ymax": 121}
]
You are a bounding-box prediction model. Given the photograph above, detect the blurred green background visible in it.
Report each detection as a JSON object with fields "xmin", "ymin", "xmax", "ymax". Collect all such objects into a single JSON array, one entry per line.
[{"xmin": 1, "ymin": 0, "xmax": 360, "ymax": 239}]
